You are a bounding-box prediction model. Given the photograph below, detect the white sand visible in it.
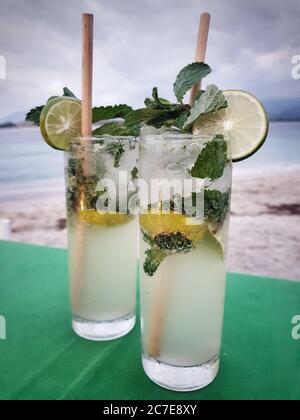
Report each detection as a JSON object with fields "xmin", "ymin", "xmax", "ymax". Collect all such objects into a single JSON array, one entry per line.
[
  {"xmin": 229, "ymin": 170, "xmax": 300, "ymax": 280},
  {"xmin": 0, "ymin": 170, "xmax": 299, "ymax": 281}
]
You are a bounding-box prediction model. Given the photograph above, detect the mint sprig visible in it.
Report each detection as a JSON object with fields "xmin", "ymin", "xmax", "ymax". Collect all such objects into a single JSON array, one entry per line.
[
  {"xmin": 143, "ymin": 87, "xmax": 187, "ymax": 127},
  {"xmin": 125, "ymin": 62, "xmax": 225, "ymax": 132},
  {"xmin": 26, "ymin": 62, "xmax": 227, "ymax": 137}
]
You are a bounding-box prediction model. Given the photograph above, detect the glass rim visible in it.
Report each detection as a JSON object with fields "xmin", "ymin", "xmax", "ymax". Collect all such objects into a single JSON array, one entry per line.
[
  {"xmin": 70, "ymin": 135, "xmax": 139, "ymax": 147},
  {"xmin": 140, "ymin": 130, "xmax": 228, "ymax": 146},
  {"xmin": 75, "ymin": 135, "xmax": 138, "ymax": 140}
]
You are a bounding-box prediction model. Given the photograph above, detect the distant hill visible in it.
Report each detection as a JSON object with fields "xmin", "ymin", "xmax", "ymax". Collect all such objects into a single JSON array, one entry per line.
[
  {"xmin": 0, "ymin": 122, "xmax": 16, "ymax": 128},
  {"xmin": 0, "ymin": 111, "xmax": 26, "ymax": 125},
  {"xmin": 263, "ymin": 98, "xmax": 300, "ymax": 122}
]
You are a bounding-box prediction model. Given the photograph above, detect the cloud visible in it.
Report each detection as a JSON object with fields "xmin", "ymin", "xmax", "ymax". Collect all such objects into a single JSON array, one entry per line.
[{"xmin": 0, "ymin": 0, "xmax": 299, "ymax": 119}]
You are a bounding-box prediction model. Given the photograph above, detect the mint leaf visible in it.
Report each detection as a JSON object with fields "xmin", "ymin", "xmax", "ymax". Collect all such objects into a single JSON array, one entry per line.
[
  {"xmin": 127, "ymin": 102, "xmax": 189, "ymax": 129},
  {"xmin": 25, "ymin": 106, "xmax": 44, "ymax": 125},
  {"xmin": 155, "ymin": 232, "xmax": 193, "ymax": 253},
  {"xmin": 93, "ymin": 122, "xmax": 140, "ymax": 137},
  {"xmin": 175, "ymin": 109, "xmax": 190, "ymax": 130},
  {"xmin": 147, "ymin": 107, "xmax": 184, "ymax": 128},
  {"xmin": 204, "ymin": 189, "xmax": 230, "ymax": 224},
  {"xmin": 184, "ymin": 85, "xmax": 227, "ymax": 129},
  {"xmin": 173, "ymin": 62, "xmax": 211, "ymax": 102},
  {"xmin": 141, "ymin": 230, "xmax": 156, "ymax": 247},
  {"xmin": 125, "ymin": 108, "xmax": 163, "ymax": 126},
  {"xmin": 191, "ymin": 135, "xmax": 228, "ymax": 180},
  {"xmin": 144, "ymin": 248, "xmax": 167, "ymax": 277},
  {"xmin": 144, "ymin": 98, "xmax": 156, "ymax": 109},
  {"xmin": 142, "ymin": 231, "xmax": 195, "ymax": 276},
  {"xmin": 92, "ymin": 105, "xmax": 133, "ymax": 123},
  {"xmin": 63, "ymin": 87, "xmax": 77, "ymax": 98},
  {"xmin": 159, "ymin": 98, "xmax": 172, "ymax": 105},
  {"xmin": 145, "ymin": 88, "xmax": 172, "ymax": 110},
  {"xmin": 152, "ymin": 87, "xmax": 171, "ymax": 107}
]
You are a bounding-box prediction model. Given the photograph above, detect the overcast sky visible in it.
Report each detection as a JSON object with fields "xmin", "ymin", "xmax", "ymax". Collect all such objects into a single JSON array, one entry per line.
[{"xmin": 0, "ymin": 0, "xmax": 299, "ymax": 119}]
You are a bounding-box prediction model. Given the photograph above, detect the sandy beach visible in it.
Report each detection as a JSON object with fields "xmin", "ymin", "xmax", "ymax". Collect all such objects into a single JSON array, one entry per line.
[
  {"xmin": 0, "ymin": 169, "xmax": 300, "ymax": 281},
  {"xmin": 229, "ymin": 170, "xmax": 300, "ymax": 281}
]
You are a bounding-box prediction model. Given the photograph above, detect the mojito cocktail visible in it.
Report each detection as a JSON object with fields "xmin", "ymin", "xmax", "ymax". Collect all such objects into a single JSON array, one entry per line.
[
  {"xmin": 66, "ymin": 136, "xmax": 138, "ymax": 340},
  {"xmin": 139, "ymin": 129, "xmax": 231, "ymax": 390}
]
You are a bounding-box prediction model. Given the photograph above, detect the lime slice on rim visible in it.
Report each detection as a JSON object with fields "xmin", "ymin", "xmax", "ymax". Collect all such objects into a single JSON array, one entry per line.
[
  {"xmin": 40, "ymin": 97, "xmax": 81, "ymax": 150},
  {"xmin": 193, "ymin": 90, "xmax": 269, "ymax": 162}
]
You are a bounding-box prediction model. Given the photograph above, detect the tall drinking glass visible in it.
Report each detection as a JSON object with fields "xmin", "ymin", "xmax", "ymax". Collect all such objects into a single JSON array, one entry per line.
[
  {"xmin": 65, "ymin": 136, "xmax": 138, "ymax": 340},
  {"xmin": 139, "ymin": 128, "xmax": 232, "ymax": 391}
]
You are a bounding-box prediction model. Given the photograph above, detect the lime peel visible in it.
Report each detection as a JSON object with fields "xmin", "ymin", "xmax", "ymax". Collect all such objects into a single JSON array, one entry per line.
[
  {"xmin": 193, "ymin": 90, "xmax": 269, "ymax": 162},
  {"xmin": 40, "ymin": 97, "xmax": 82, "ymax": 151}
]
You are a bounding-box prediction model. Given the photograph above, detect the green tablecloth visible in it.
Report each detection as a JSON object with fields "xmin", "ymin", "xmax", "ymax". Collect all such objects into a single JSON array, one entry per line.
[{"xmin": 0, "ymin": 240, "xmax": 299, "ymax": 400}]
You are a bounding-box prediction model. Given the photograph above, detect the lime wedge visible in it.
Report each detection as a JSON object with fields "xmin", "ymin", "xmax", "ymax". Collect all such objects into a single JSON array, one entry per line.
[
  {"xmin": 79, "ymin": 210, "xmax": 134, "ymax": 227},
  {"xmin": 193, "ymin": 90, "xmax": 269, "ymax": 162},
  {"xmin": 40, "ymin": 97, "xmax": 81, "ymax": 150},
  {"xmin": 140, "ymin": 212, "xmax": 207, "ymax": 243}
]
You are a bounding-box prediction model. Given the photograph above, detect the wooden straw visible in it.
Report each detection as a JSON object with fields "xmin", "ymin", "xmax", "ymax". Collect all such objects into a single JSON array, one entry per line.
[
  {"xmin": 72, "ymin": 13, "xmax": 94, "ymax": 312},
  {"xmin": 189, "ymin": 12, "xmax": 211, "ymax": 106},
  {"xmin": 147, "ymin": 263, "xmax": 170, "ymax": 358},
  {"xmin": 147, "ymin": 12, "xmax": 212, "ymax": 359},
  {"xmin": 82, "ymin": 13, "xmax": 94, "ymax": 139}
]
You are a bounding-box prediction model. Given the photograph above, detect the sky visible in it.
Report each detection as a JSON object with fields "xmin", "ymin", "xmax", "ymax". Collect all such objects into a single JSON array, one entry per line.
[{"xmin": 0, "ymin": 0, "xmax": 299, "ymax": 119}]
